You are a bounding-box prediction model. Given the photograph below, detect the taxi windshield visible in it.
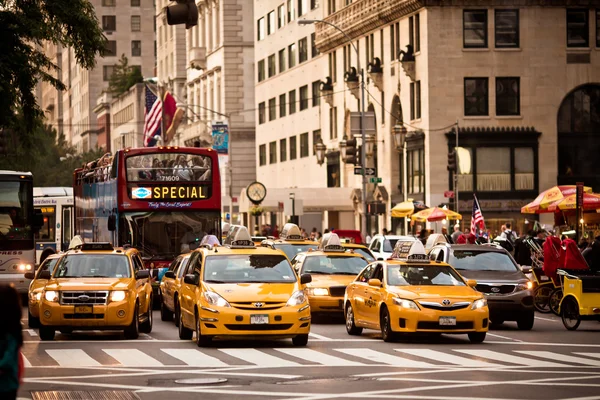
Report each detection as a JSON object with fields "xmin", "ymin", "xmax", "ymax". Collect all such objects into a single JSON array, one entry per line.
[
  {"xmin": 302, "ymin": 255, "xmax": 368, "ymax": 275},
  {"xmin": 351, "ymin": 248, "xmax": 375, "ymax": 262},
  {"xmin": 274, "ymin": 243, "xmax": 318, "ymax": 260},
  {"xmin": 387, "ymin": 265, "xmax": 465, "ymax": 286},
  {"xmin": 54, "ymin": 255, "xmax": 131, "ymax": 278},
  {"xmin": 450, "ymin": 250, "xmax": 518, "ymax": 272},
  {"xmin": 203, "ymin": 254, "xmax": 296, "ymax": 283}
]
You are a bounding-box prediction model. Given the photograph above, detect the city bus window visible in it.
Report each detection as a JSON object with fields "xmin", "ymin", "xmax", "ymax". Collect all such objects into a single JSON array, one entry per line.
[
  {"xmin": 62, "ymin": 207, "xmax": 72, "ymax": 249},
  {"xmin": 35, "ymin": 206, "xmax": 56, "ymax": 241},
  {"xmin": 125, "ymin": 153, "xmax": 212, "ymax": 182}
]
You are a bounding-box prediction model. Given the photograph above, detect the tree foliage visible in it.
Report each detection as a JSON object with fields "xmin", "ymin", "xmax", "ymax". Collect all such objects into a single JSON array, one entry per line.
[
  {"xmin": 0, "ymin": 0, "xmax": 106, "ymax": 134},
  {"xmin": 108, "ymin": 54, "xmax": 144, "ymax": 97}
]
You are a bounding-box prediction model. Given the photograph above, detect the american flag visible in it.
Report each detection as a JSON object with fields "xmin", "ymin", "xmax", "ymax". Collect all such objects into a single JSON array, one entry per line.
[
  {"xmin": 143, "ymin": 85, "xmax": 162, "ymax": 147},
  {"xmin": 470, "ymin": 194, "xmax": 485, "ymax": 236}
]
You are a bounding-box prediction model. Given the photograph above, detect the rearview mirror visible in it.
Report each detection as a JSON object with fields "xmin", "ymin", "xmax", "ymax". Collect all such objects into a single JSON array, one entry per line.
[
  {"xmin": 184, "ymin": 274, "xmax": 198, "ymax": 285},
  {"xmin": 38, "ymin": 270, "xmax": 51, "ymax": 280},
  {"xmin": 300, "ymin": 273, "xmax": 312, "ymax": 285},
  {"xmin": 24, "ymin": 272, "xmax": 35, "ymax": 280},
  {"xmin": 467, "ymin": 279, "xmax": 477, "ymax": 288},
  {"xmin": 135, "ymin": 270, "xmax": 150, "ymax": 280},
  {"xmin": 368, "ymin": 278, "xmax": 382, "ymax": 287},
  {"xmin": 108, "ymin": 215, "xmax": 116, "ymax": 232},
  {"xmin": 164, "ymin": 271, "xmax": 175, "ymax": 279}
]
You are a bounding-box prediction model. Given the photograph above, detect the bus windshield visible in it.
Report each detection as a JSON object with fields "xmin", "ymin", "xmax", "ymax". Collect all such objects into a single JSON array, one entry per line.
[
  {"xmin": 0, "ymin": 181, "xmax": 33, "ymax": 249},
  {"xmin": 120, "ymin": 211, "xmax": 220, "ymax": 260},
  {"xmin": 126, "ymin": 152, "xmax": 212, "ymax": 182}
]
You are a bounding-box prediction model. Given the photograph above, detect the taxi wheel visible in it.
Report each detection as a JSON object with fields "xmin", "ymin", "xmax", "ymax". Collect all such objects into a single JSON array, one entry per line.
[
  {"xmin": 292, "ymin": 334, "xmax": 309, "ymax": 346},
  {"xmin": 195, "ymin": 310, "xmax": 212, "ymax": 347},
  {"xmin": 468, "ymin": 332, "xmax": 486, "ymax": 343},
  {"xmin": 124, "ymin": 303, "xmax": 140, "ymax": 340},
  {"xmin": 345, "ymin": 304, "xmax": 362, "ymax": 336},
  {"xmin": 140, "ymin": 297, "xmax": 153, "ymax": 334},
  {"xmin": 160, "ymin": 299, "xmax": 173, "ymax": 321},
  {"xmin": 39, "ymin": 325, "xmax": 55, "ymax": 341},
  {"xmin": 174, "ymin": 299, "xmax": 180, "ymax": 327},
  {"xmin": 380, "ymin": 307, "xmax": 398, "ymax": 343},
  {"xmin": 28, "ymin": 310, "xmax": 40, "ymax": 329},
  {"xmin": 178, "ymin": 308, "xmax": 193, "ymax": 340}
]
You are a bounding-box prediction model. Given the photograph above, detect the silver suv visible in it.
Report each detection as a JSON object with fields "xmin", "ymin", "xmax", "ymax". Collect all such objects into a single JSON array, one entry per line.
[{"xmin": 429, "ymin": 244, "xmax": 535, "ymax": 330}]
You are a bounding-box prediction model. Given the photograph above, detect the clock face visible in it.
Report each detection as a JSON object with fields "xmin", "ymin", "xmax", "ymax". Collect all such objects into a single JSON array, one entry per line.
[{"xmin": 247, "ymin": 182, "xmax": 267, "ymax": 203}]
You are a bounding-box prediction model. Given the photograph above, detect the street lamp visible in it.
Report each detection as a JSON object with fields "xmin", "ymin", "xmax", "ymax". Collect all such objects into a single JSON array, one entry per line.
[
  {"xmin": 289, "ymin": 192, "xmax": 298, "ymax": 225},
  {"xmin": 299, "ymin": 18, "xmax": 368, "ymax": 236},
  {"xmin": 393, "ymin": 124, "xmax": 409, "ymax": 234},
  {"xmin": 364, "ymin": 134, "xmax": 376, "ymax": 159},
  {"xmin": 315, "ymin": 141, "xmax": 327, "ymax": 166},
  {"xmin": 339, "ymin": 137, "xmax": 348, "ymax": 160}
]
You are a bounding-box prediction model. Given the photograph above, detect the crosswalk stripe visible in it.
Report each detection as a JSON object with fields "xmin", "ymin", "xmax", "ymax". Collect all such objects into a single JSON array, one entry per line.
[
  {"xmin": 46, "ymin": 349, "xmax": 102, "ymax": 367},
  {"xmin": 574, "ymin": 353, "xmax": 600, "ymax": 362},
  {"xmin": 456, "ymin": 350, "xmax": 567, "ymax": 367},
  {"xmin": 103, "ymin": 349, "xmax": 163, "ymax": 367},
  {"xmin": 276, "ymin": 348, "xmax": 364, "ymax": 366},
  {"xmin": 516, "ymin": 351, "xmax": 600, "ymax": 366},
  {"xmin": 398, "ymin": 349, "xmax": 501, "ymax": 367},
  {"xmin": 219, "ymin": 349, "xmax": 300, "ymax": 367},
  {"xmin": 161, "ymin": 349, "xmax": 228, "ymax": 367},
  {"xmin": 335, "ymin": 348, "xmax": 434, "ymax": 367},
  {"xmin": 22, "ymin": 354, "xmax": 32, "ymax": 368}
]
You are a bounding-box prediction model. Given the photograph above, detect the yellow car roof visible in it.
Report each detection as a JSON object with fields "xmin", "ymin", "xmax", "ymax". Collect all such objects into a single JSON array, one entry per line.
[
  {"xmin": 386, "ymin": 258, "xmax": 452, "ymax": 268},
  {"xmin": 342, "ymin": 243, "xmax": 369, "ymax": 249},
  {"xmin": 303, "ymin": 249, "xmax": 365, "ymax": 258},
  {"xmin": 199, "ymin": 245, "xmax": 287, "ymax": 257}
]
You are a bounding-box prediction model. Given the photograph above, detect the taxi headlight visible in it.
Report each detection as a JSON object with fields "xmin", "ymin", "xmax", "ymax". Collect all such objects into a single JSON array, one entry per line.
[
  {"xmin": 516, "ymin": 281, "xmax": 534, "ymax": 291},
  {"xmin": 44, "ymin": 291, "xmax": 59, "ymax": 302},
  {"xmin": 308, "ymin": 288, "xmax": 329, "ymax": 296},
  {"xmin": 203, "ymin": 291, "xmax": 231, "ymax": 308},
  {"xmin": 286, "ymin": 290, "xmax": 307, "ymax": 306},
  {"xmin": 110, "ymin": 291, "xmax": 127, "ymax": 302},
  {"xmin": 18, "ymin": 264, "xmax": 32, "ymax": 271},
  {"xmin": 35, "ymin": 292, "xmax": 42, "ymax": 301},
  {"xmin": 471, "ymin": 298, "xmax": 487, "ymax": 310},
  {"xmin": 392, "ymin": 297, "xmax": 420, "ymax": 310}
]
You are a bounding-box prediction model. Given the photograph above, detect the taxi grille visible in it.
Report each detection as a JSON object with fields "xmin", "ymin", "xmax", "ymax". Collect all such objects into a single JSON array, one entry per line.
[
  {"xmin": 417, "ymin": 321, "xmax": 474, "ymax": 330},
  {"xmin": 230, "ymin": 302, "xmax": 285, "ymax": 310},
  {"xmin": 328, "ymin": 286, "xmax": 347, "ymax": 297},
  {"xmin": 475, "ymin": 284, "xmax": 515, "ymax": 294},
  {"xmin": 419, "ymin": 303, "xmax": 470, "ymax": 311},
  {"xmin": 64, "ymin": 314, "xmax": 104, "ymax": 320},
  {"xmin": 60, "ymin": 291, "xmax": 108, "ymax": 305},
  {"xmin": 225, "ymin": 324, "xmax": 293, "ymax": 331}
]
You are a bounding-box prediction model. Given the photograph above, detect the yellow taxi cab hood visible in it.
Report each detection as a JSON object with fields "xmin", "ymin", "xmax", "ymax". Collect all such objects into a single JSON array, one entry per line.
[
  {"xmin": 387, "ymin": 285, "xmax": 481, "ymax": 300},
  {"xmin": 307, "ymin": 275, "xmax": 356, "ymax": 288},
  {"xmin": 206, "ymin": 282, "xmax": 299, "ymax": 303},
  {"xmin": 46, "ymin": 278, "xmax": 132, "ymax": 292}
]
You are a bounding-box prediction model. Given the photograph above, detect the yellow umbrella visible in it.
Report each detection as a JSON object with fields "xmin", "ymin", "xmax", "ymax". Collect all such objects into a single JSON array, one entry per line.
[
  {"xmin": 521, "ymin": 185, "xmax": 592, "ymax": 214},
  {"xmin": 391, "ymin": 199, "xmax": 416, "ymax": 218},
  {"xmin": 411, "ymin": 207, "xmax": 462, "ymax": 222}
]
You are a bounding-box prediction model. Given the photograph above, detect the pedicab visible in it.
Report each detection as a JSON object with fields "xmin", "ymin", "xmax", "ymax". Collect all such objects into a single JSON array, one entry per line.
[{"xmin": 558, "ymin": 267, "xmax": 600, "ymax": 330}]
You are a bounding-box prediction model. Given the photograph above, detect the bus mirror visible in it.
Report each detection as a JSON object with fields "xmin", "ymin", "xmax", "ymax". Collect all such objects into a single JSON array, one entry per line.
[
  {"xmin": 33, "ymin": 209, "xmax": 44, "ymax": 231},
  {"xmin": 108, "ymin": 215, "xmax": 116, "ymax": 231}
]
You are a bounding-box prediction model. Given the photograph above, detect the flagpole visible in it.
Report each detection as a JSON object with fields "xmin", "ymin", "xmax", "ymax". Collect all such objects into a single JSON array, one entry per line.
[
  {"xmin": 455, "ymin": 119, "xmax": 460, "ymax": 228},
  {"xmin": 160, "ymin": 84, "xmax": 165, "ymax": 146}
]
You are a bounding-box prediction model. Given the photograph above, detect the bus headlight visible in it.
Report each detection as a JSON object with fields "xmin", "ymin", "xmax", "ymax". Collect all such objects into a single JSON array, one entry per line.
[
  {"xmin": 110, "ymin": 291, "xmax": 127, "ymax": 302},
  {"xmin": 18, "ymin": 264, "xmax": 32, "ymax": 271},
  {"xmin": 44, "ymin": 291, "xmax": 59, "ymax": 302}
]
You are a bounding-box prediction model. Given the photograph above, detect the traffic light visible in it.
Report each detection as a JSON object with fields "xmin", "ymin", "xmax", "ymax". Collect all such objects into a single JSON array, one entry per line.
[
  {"xmin": 344, "ymin": 138, "xmax": 358, "ymax": 164},
  {"xmin": 447, "ymin": 149, "xmax": 456, "ymax": 172},
  {"xmin": 166, "ymin": 0, "xmax": 198, "ymax": 29}
]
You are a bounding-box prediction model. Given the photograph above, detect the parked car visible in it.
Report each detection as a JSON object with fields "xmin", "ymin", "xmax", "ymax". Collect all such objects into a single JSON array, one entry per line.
[{"xmin": 368, "ymin": 234, "xmax": 416, "ymax": 260}]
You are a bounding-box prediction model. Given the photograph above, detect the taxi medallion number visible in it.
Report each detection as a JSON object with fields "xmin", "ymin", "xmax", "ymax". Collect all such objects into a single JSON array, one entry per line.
[
  {"xmin": 439, "ymin": 316, "xmax": 456, "ymax": 326},
  {"xmin": 250, "ymin": 314, "xmax": 269, "ymax": 324},
  {"xmin": 75, "ymin": 305, "xmax": 93, "ymax": 314}
]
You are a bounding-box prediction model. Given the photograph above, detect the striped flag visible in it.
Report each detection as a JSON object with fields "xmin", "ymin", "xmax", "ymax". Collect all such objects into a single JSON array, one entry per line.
[
  {"xmin": 470, "ymin": 194, "xmax": 485, "ymax": 237},
  {"xmin": 143, "ymin": 85, "xmax": 162, "ymax": 147}
]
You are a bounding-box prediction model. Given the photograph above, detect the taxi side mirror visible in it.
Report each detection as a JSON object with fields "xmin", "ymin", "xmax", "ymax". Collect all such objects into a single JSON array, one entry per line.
[
  {"xmin": 38, "ymin": 270, "xmax": 51, "ymax": 280},
  {"xmin": 300, "ymin": 273, "xmax": 312, "ymax": 285},
  {"xmin": 135, "ymin": 270, "xmax": 150, "ymax": 280},
  {"xmin": 466, "ymin": 279, "xmax": 477, "ymax": 288},
  {"xmin": 24, "ymin": 272, "xmax": 35, "ymax": 280},
  {"xmin": 184, "ymin": 274, "xmax": 199, "ymax": 285},
  {"xmin": 368, "ymin": 278, "xmax": 382, "ymax": 287},
  {"xmin": 164, "ymin": 271, "xmax": 175, "ymax": 279}
]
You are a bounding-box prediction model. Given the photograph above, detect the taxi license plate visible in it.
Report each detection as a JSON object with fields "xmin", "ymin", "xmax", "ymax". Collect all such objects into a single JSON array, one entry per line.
[
  {"xmin": 75, "ymin": 305, "xmax": 93, "ymax": 314},
  {"xmin": 250, "ymin": 314, "xmax": 269, "ymax": 324},
  {"xmin": 439, "ymin": 316, "xmax": 456, "ymax": 326}
]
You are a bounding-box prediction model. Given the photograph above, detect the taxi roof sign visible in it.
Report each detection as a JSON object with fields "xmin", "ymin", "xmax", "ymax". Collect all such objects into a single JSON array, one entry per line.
[
  {"xmin": 200, "ymin": 235, "xmax": 220, "ymax": 247},
  {"xmin": 223, "ymin": 225, "xmax": 256, "ymax": 249},
  {"xmin": 318, "ymin": 233, "xmax": 345, "ymax": 252},
  {"xmin": 391, "ymin": 240, "xmax": 429, "ymax": 262},
  {"xmin": 279, "ymin": 223, "xmax": 304, "ymax": 240},
  {"xmin": 80, "ymin": 242, "xmax": 114, "ymax": 251}
]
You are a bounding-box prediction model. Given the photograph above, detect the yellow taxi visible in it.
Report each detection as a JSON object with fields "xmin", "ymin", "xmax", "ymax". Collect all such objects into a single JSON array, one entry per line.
[
  {"xmin": 177, "ymin": 226, "xmax": 312, "ymax": 347},
  {"xmin": 341, "ymin": 241, "xmax": 376, "ymax": 262},
  {"xmin": 25, "ymin": 253, "xmax": 63, "ymax": 328},
  {"xmin": 159, "ymin": 252, "xmax": 192, "ymax": 322},
  {"xmin": 35, "ymin": 242, "xmax": 153, "ymax": 341},
  {"xmin": 344, "ymin": 240, "xmax": 489, "ymax": 343},
  {"xmin": 261, "ymin": 223, "xmax": 318, "ymax": 261},
  {"xmin": 291, "ymin": 233, "xmax": 369, "ymax": 314}
]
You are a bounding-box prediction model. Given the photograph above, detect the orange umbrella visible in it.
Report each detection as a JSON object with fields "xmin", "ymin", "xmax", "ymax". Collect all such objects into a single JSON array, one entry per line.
[
  {"xmin": 547, "ymin": 192, "xmax": 600, "ymax": 212},
  {"xmin": 521, "ymin": 185, "xmax": 592, "ymax": 214},
  {"xmin": 411, "ymin": 207, "xmax": 462, "ymax": 222}
]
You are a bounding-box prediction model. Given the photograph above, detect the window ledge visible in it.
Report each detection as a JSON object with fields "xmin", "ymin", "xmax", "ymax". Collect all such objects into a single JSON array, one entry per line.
[
  {"xmin": 463, "ymin": 115, "xmax": 491, "ymax": 120},
  {"xmin": 462, "ymin": 48, "xmax": 490, "ymax": 52},
  {"xmin": 495, "ymin": 47, "xmax": 521, "ymax": 52},
  {"xmin": 496, "ymin": 115, "xmax": 523, "ymax": 119},
  {"xmin": 566, "ymin": 47, "xmax": 591, "ymax": 52},
  {"xmin": 410, "ymin": 118, "xmax": 422, "ymax": 123}
]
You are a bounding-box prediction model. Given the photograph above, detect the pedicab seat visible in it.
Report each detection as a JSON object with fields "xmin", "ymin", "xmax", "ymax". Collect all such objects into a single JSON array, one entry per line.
[{"xmin": 558, "ymin": 269, "xmax": 600, "ymax": 293}]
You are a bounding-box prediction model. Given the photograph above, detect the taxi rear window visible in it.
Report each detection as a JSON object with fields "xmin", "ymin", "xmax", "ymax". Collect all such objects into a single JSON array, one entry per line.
[
  {"xmin": 352, "ymin": 248, "xmax": 375, "ymax": 262},
  {"xmin": 387, "ymin": 265, "xmax": 465, "ymax": 286},
  {"xmin": 274, "ymin": 243, "xmax": 318, "ymax": 260},
  {"xmin": 54, "ymin": 255, "xmax": 131, "ymax": 278},
  {"xmin": 302, "ymin": 255, "xmax": 367, "ymax": 275},
  {"xmin": 203, "ymin": 254, "xmax": 296, "ymax": 283}
]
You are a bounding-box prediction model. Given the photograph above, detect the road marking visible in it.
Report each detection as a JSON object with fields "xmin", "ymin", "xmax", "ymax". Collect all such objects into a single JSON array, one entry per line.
[
  {"xmin": 516, "ymin": 351, "xmax": 600, "ymax": 366},
  {"xmin": 46, "ymin": 349, "xmax": 101, "ymax": 367},
  {"xmin": 334, "ymin": 348, "xmax": 434, "ymax": 368},
  {"xmin": 456, "ymin": 350, "xmax": 567, "ymax": 367},
  {"xmin": 486, "ymin": 333, "xmax": 523, "ymax": 342},
  {"xmin": 161, "ymin": 349, "xmax": 228, "ymax": 367},
  {"xmin": 22, "ymin": 354, "xmax": 32, "ymax": 368},
  {"xmin": 485, "ymin": 341, "xmax": 600, "ymax": 348},
  {"xmin": 219, "ymin": 349, "xmax": 300, "ymax": 367},
  {"xmin": 574, "ymin": 353, "xmax": 600, "ymax": 361},
  {"xmin": 275, "ymin": 348, "xmax": 364, "ymax": 366},
  {"xmin": 103, "ymin": 349, "xmax": 163, "ymax": 367},
  {"xmin": 308, "ymin": 332, "xmax": 333, "ymax": 341},
  {"xmin": 397, "ymin": 349, "xmax": 501, "ymax": 367},
  {"xmin": 26, "ymin": 329, "xmax": 38, "ymax": 337},
  {"xmin": 535, "ymin": 316, "xmax": 559, "ymax": 322}
]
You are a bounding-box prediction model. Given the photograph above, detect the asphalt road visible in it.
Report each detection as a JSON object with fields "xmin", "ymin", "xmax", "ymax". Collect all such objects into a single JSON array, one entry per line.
[{"xmin": 18, "ymin": 311, "xmax": 600, "ymax": 400}]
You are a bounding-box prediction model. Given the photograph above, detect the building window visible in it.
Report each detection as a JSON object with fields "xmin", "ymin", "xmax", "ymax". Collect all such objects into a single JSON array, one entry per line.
[
  {"xmin": 327, "ymin": 0, "xmax": 336, "ymax": 15},
  {"xmin": 290, "ymin": 136, "xmax": 297, "ymax": 160},
  {"xmin": 269, "ymin": 141, "xmax": 277, "ymax": 164},
  {"xmin": 410, "ymin": 81, "xmax": 421, "ymax": 120},
  {"xmin": 463, "ymin": 10, "xmax": 488, "ymax": 48},
  {"xmin": 477, "ymin": 147, "xmax": 511, "ymax": 191},
  {"xmin": 267, "ymin": 11, "xmax": 276, "ymax": 35},
  {"xmin": 102, "ymin": 0, "xmax": 115, "ymax": 6},
  {"xmin": 299, "ymin": 85, "xmax": 309, "ymax": 110},
  {"xmin": 408, "ymin": 148, "xmax": 425, "ymax": 194},
  {"xmin": 278, "ymin": 5, "xmax": 286, "ymax": 28},
  {"xmin": 496, "ymin": 77, "xmax": 520, "ymax": 116},
  {"xmin": 105, "ymin": 40, "xmax": 117, "ymax": 56},
  {"xmin": 329, "ymin": 106, "xmax": 337, "ymax": 139},
  {"xmin": 596, "ymin": 10, "xmax": 600, "ymax": 47},
  {"xmin": 311, "ymin": 0, "xmax": 317, "ymax": 10},
  {"xmin": 312, "ymin": 130, "xmax": 321, "ymax": 155},
  {"xmin": 379, "ymin": 29, "xmax": 384, "ymax": 63},
  {"xmin": 279, "ymin": 93, "xmax": 286, "ymax": 117},
  {"xmin": 288, "ymin": 43, "xmax": 297, "ymax": 68},
  {"xmin": 287, "ymin": 0, "xmax": 295, "ymax": 22},
  {"xmin": 102, "ymin": 65, "xmax": 115, "ymax": 81},
  {"xmin": 495, "ymin": 9, "xmax": 519, "ymax": 48},
  {"xmin": 567, "ymin": 9, "xmax": 589, "ymax": 48},
  {"xmin": 257, "ymin": 17, "xmax": 265, "ymax": 41},
  {"xmin": 268, "ymin": 54, "xmax": 276, "ymax": 78},
  {"xmin": 257, "ymin": 59, "xmax": 265, "ymax": 82},
  {"xmin": 300, "ymin": 133, "xmax": 309, "ymax": 157},
  {"xmin": 130, "ymin": 0, "xmax": 140, "ymax": 6},
  {"xmin": 312, "ymin": 81, "xmax": 320, "ymax": 107},
  {"xmin": 409, "ymin": 14, "xmax": 420, "ymax": 52},
  {"xmin": 515, "ymin": 147, "xmax": 535, "ymax": 190},
  {"xmin": 258, "ymin": 102, "xmax": 266, "ymax": 124},
  {"xmin": 390, "ymin": 24, "xmax": 395, "ymax": 60},
  {"xmin": 280, "ymin": 138, "xmax": 287, "ymax": 162},
  {"xmin": 298, "ymin": 37, "xmax": 308, "ymax": 63},
  {"xmin": 131, "ymin": 40, "xmax": 141, "ymax": 56},
  {"xmin": 311, "ymin": 33, "xmax": 319, "ymax": 57},
  {"xmin": 278, "ymin": 49, "xmax": 286, "ymax": 73},
  {"xmin": 343, "ymin": 44, "xmax": 352, "ymax": 72},
  {"xmin": 259, "ymin": 144, "xmax": 267, "ymax": 166},
  {"xmin": 464, "ymin": 78, "xmax": 489, "ymax": 116},
  {"xmin": 102, "ymin": 15, "xmax": 116, "ymax": 31},
  {"xmin": 298, "ymin": 0, "xmax": 307, "ymax": 16},
  {"xmin": 327, "ymin": 153, "xmax": 341, "ymax": 188},
  {"xmin": 269, "ymin": 98, "xmax": 277, "ymax": 121},
  {"xmin": 289, "ymin": 90, "xmax": 296, "ymax": 114},
  {"xmin": 381, "ymin": 92, "xmax": 385, "ymax": 124},
  {"xmin": 328, "ymin": 51, "xmax": 337, "ymax": 83},
  {"xmin": 131, "ymin": 15, "xmax": 141, "ymax": 32}
]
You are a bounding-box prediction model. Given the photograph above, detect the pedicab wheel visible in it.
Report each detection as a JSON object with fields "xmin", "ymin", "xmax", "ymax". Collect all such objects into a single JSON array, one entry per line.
[
  {"xmin": 549, "ymin": 288, "xmax": 563, "ymax": 316},
  {"xmin": 561, "ymin": 297, "xmax": 581, "ymax": 331},
  {"xmin": 533, "ymin": 285, "xmax": 553, "ymax": 313}
]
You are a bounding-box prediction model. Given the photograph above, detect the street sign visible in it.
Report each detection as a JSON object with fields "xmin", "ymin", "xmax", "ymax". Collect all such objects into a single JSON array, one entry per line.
[
  {"xmin": 444, "ymin": 190, "xmax": 455, "ymax": 199},
  {"xmin": 369, "ymin": 177, "xmax": 382, "ymax": 183},
  {"xmin": 354, "ymin": 167, "xmax": 376, "ymax": 176},
  {"xmin": 350, "ymin": 112, "xmax": 376, "ymax": 137}
]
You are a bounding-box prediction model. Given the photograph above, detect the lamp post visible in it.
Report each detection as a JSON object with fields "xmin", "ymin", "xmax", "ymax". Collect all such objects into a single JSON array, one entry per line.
[
  {"xmin": 289, "ymin": 192, "xmax": 297, "ymax": 225},
  {"xmin": 393, "ymin": 125, "xmax": 408, "ymax": 235},
  {"xmin": 299, "ymin": 18, "xmax": 368, "ymax": 237}
]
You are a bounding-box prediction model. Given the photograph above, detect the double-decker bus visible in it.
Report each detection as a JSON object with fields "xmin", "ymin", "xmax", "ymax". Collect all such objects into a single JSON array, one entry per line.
[
  {"xmin": 73, "ymin": 146, "xmax": 222, "ymax": 272},
  {"xmin": 33, "ymin": 187, "xmax": 74, "ymax": 264},
  {"xmin": 0, "ymin": 171, "xmax": 43, "ymax": 294}
]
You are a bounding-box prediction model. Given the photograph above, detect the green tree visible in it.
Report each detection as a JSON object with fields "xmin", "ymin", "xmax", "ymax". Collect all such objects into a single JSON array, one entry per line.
[
  {"xmin": 108, "ymin": 54, "xmax": 144, "ymax": 97},
  {"xmin": 0, "ymin": 0, "xmax": 106, "ymax": 135}
]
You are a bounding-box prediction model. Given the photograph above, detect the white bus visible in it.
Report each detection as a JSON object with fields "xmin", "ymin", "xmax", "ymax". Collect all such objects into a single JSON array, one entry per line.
[{"xmin": 33, "ymin": 187, "xmax": 74, "ymax": 264}]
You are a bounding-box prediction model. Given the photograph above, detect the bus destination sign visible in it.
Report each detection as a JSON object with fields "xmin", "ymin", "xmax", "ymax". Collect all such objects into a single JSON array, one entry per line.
[{"xmin": 131, "ymin": 186, "xmax": 210, "ymax": 201}]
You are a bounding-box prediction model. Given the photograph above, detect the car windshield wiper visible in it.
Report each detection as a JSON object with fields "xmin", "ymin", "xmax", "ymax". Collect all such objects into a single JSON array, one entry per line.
[
  {"xmin": 204, "ymin": 279, "xmax": 227, "ymax": 283},
  {"xmin": 304, "ymin": 271, "xmax": 333, "ymax": 275},
  {"xmin": 333, "ymin": 272, "xmax": 360, "ymax": 275}
]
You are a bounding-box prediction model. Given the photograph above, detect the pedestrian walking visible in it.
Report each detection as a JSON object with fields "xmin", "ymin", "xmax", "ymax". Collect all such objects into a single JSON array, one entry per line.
[{"xmin": 0, "ymin": 284, "xmax": 24, "ymax": 400}]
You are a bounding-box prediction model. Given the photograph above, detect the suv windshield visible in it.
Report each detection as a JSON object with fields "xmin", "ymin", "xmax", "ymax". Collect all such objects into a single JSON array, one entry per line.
[
  {"xmin": 388, "ymin": 265, "xmax": 465, "ymax": 286},
  {"xmin": 274, "ymin": 243, "xmax": 318, "ymax": 260},
  {"xmin": 203, "ymin": 254, "xmax": 296, "ymax": 283},
  {"xmin": 54, "ymin": 255, "xmax": 131, "ymax": 278},
  {"xmin": 302, "ymin": 255, "xmax": 368, "ymax": 275},
  {"xmin": 383, "ymin": 239, "xmax": 399, "ymax": 253},
  {"xmin": 450, "ymin": 250, "xmax": 518, "ymax": 272}
]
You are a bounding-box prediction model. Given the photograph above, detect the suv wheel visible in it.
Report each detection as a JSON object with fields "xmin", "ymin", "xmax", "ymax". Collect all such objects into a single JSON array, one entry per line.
[
  {"xmin": 124, "ymin": 302, "xmax": 139, "ymax": 340},
  {"xmin": 468, "ymin": 332, "xmax": 486, "ymax": 343},
  {"xmin": 160, "ymin": 298, "xmax": 172, "ymax": 321},
  {"xmin": 517, "ymin": 312, "xmax": 535, "ymax": 330},
  {"xmin": 139, "ymin": 297, "xmax": 153, "ymax": 334},
  {"xmin": 39, "ymin": 325, "xmax": 55, "ymax": 341},
  {"xmin": 292, "ymin": 334, "xmax": 309, "ymax": 346},
  {"xmin": 28, "ymin": 310, "xmax": 40, "ymax": 329}
]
